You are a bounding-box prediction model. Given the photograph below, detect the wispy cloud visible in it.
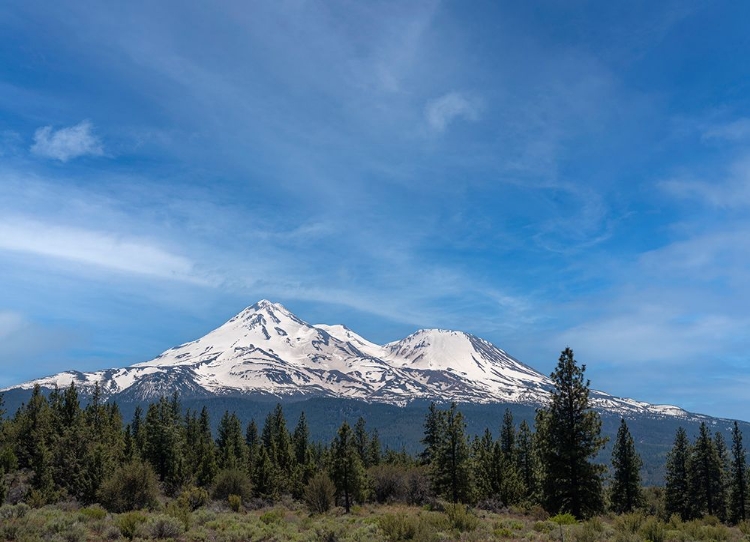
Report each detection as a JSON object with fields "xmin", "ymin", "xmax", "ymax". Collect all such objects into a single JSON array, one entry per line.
[
  {"xmin": 702, "ymin": 118, "xmax": 750, "ymax": 142},
  {"xmin": 425, "ymin": 92, "xmax": 482, "ymax": 133},
  {"xmin": 659, "ymin": 154, "xmax": 750, "ymax": 208},
  {"xmin": 31, "ymin": 120, "xmax": 104, "ymax": 162},
  {"xmin": 0, "ymin": 218, "xmax": 208, "ymax": 284}
]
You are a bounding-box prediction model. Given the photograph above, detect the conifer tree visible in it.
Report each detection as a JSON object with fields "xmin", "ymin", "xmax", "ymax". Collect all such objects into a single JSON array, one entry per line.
[
  {"xmin": 729, "ymin": 421, "xmax": 747, "ymax": 523},
  {"xmin": 353, "ymin": 416, "xmax": 370, "ymax": 467},
  {"xmin": 689, "ymin": 422, "xmax": 723, "ymax": 518},
  {"xmin": 432, "ymin": 402, "xmax": 473, "ymax": 503},
  {"xmin": 665, "ymin": 427, "xmax": 692, "ymax": 520},
  {"xmin": 496, "ymin": 409, "xmax": 523, "ymax": 505},
  {"xmin": 195, "ymin": 407, "xmax": 217, "ymax": 487},
  {"xmin": 292, "ymin": 412, "xmax": 315, "ymax": 498},
  {"xmin": 246, "ymin": 418, "xmax": 260, "ymax": 473},
  {"xmin": 261, "ymin": 404, "xmax": 295, "ymax": 492},
  {"xmin": 330, "ymin": 420, "xmax": 366, "ymax": 513},
  {"xmin": 714, "ymin": 431, "xmax": 729, "ymax": 522},
  {"xmin": 536, "ymin": 348, "xmax": 605, "ymax": 518},
  {"xmin": 609, "ymin": 418, "xmax": 642, "ymax": 514},
  {"xmin": 420, "ymin": 402, "xmax": 445, "ymax": 466},
  {"xmin": 368, "ymin": 428, "xmax": 382, "ymax": 467},
  {"xmin": 216, "ymin": 411, "xmax": 247, "ymax": 470},
  {"xmin": 472, "ymin": 429, "xmax": 496, "ymax": 500},
  {"xmin": 516, "ymin": 419, "xmax": 538, "ymax": 502}
]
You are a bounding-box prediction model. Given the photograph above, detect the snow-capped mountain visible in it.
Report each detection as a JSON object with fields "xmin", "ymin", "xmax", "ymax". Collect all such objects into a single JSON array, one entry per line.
[{"xmin": 3, "ymin": 300, "xmax": 690, "ymax": 418}]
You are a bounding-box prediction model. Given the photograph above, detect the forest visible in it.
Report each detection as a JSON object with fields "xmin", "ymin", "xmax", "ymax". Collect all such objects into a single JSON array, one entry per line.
[{"xmin": 0, "ymin": 348, "xmax": 748, "ymax": 542}]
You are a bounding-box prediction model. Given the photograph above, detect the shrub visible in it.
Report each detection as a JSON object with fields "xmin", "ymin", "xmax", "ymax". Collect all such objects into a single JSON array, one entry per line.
[
  {"xmin": 639, "ymin": 516, "xmax": 666, "ymax": 542},
  {"xmin": 228, "ymin": 494, "xmax": 242, "ymax": 512},
  {"xmin": 377, "ymin": 513, "xmax": 418, "ymax": 541},
  {"xmin": 98, "ymin": 460, "xmax": 159, "ymax": 513},
  {"xmin": 143, "ymin": 514, "xmax": 185, "ymax": 539},
  {"xmin": 404, "ymin": 467, "xmax": 431, "ymax": 506},
  {"xmin": 79, "ymin": 505, "xmax": 108, "ymax": 521},
  {"xmin": 369, "ymin": 464, "xmax": 406, "ymax": 503},
  {"xmin": 212, "ymin": 468, "xmax": 252, "ymax": 501},
  {"xmin": 116, "ymin": 511, "xmax": 148, "ymax": 540},
  {"xmin": 178, "ymin": 485, "xmax": 210, "ymax": 511},
  {"xmin": 304, "ymin": 472, "xmax": 336, "ymax": 514},
  {"xmin": 444, "ymin": 503, "xmax": 479, "ymax": 532},
  {"xmin": 260, "ymin": 508, "xmax": 284, "ymax": 524}
]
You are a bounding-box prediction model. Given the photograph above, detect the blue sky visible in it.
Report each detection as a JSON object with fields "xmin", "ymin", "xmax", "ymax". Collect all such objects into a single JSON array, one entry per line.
[{"xmin": 2, "ymin": 1, "xmax": 750, "ymax": 420}]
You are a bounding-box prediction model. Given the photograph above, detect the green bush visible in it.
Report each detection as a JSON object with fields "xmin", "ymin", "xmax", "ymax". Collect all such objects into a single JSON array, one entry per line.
[
  {"xmin": 212, "ymin": 468, "xmax": 252, "ymax": 501},
  {"xmin": 116, "ymin": 511, "xmax": 148, "ymax": 540},
  {"xmin": 228, "ymin": 494, "xmax": 242, "ymax": 512},
  {"xmin": 79, "ymin": 505, "xmax": 108, "ymax": 521},
  {"xmin": 444, "ymin": 503, "xmax": 479, "ymax": 532},
  {"xmin": 98, "ymin": 460, "xmax": 159, "ymax": 513},
  {"xmin": 639, "ymin": 516, "xmax": 666, "ymax": 542},
  {"xmin": 144, "ymin": 513, "xmax": 185, "ymax": 539},
  {"xmin": 178, "ymin": 485, "xmax": 210, "ymax": 511},
  {"xmin": 378, "ymin": 513, "xmax": 418, "ymax": 541},
  {"xmin": 304, "ymin": 472, "xmax": 336, "ymax": 514},
  {"xmin": 260, "ymin": 508, "xmax": 284, "ymax": 524}
]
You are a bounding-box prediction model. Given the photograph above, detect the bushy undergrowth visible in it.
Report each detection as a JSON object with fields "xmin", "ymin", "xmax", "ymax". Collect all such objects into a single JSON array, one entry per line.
[
  {"xmin": 0, "ymin": 500, "xmax": 748, "ymax": 542},
  {"xmin": 98, "ymin": 460, "xmax": 159, "ymax": 513}
]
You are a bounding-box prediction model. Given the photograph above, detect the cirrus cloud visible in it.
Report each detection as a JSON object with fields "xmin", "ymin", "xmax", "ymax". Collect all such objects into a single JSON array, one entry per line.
[{"xmin": 425, "ymin": 91, "xmax": 482, "ymax": 133}]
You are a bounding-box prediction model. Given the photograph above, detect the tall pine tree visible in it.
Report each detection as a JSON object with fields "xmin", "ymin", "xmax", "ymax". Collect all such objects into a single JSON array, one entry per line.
[
  {"xmin": 665, "ymin": 427, "xmax": 691, "ymax": 520},
  {"xmin": 536, "ymin": 347, "xmax": 605, "ymax": 518},
  {"xmin": 609, "ymin": 418, "xmax": 642, "ymax": 514},
  {"xmin": 729, "ymin": 421, "xmax": 747, "ymax": 524}
]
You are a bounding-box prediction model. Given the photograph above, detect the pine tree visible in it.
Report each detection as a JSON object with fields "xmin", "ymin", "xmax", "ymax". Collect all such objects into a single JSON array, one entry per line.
[
  {"xmin": 216, "ymin": 411, "xmax": 247, "ymax": 470},
  {"xmin": 729, "ymin": 421, "xmax": 747, "ymax": 523},
  {"xmin": 714, "ymin": 431, "xmax": 729, "ymax": 522},
  {"xmin": 517, "ymin": 420, "xmax": 538, "ymax": 502},
  {"xmin": 368, "ymin": 428, "xmax": 382, "ymax": 467},
  {"xmin": 665, "ymin": 427, "xmax": 692, "ymax": 520},
  {"xmin": 195, "ymin": 407, "xmax": 217, "ymax": 487},
  {"xmin": 420, "ymin": 402, "xmax": 445, "ymax": 466},
  {"xmin": 472, "ymin": 429, "xmax": 496, "ymax": 500},
  {"xmin": 330, "ymin": 420, "xmax": 365, "ymax": 513},
  {"xmin": 353, "ymin": 417, "xmax": 370, "ymax": 467},
  {"xmin": 261, "ymin": 404, "xmax": 295, "ymax": 493},
  {"xmin": 609, "ymin": 418, "xmax": 642, "ymax": 513},
  {"xmin": 689, "ymin": 422, "xmax": 723, "ymax": 518},
  {"xmin": 536, "ymin": 347, "xmax": 606, "ymax": 518},
  {"xmin": 432, "ymin": 403, "xmax": 473, "ymax": 503},
  {"xmin": 497, "ymin": 409, "xmax": 523, "ymax": 506}
]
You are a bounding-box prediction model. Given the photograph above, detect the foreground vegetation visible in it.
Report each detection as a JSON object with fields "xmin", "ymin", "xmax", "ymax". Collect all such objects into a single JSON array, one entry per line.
[
  {"xmin": 4, "ymin": 499, "xmax": 750, "ymax": 542},
  {"xmin": 0, "ymin": 347, "xmax": 748, "ymax": 540}
]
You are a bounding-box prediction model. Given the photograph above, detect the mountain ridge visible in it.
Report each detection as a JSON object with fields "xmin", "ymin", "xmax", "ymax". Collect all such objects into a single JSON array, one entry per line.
[{"xmin": 1, "ymin": 299, "xmax": 697, "ymax": 420}]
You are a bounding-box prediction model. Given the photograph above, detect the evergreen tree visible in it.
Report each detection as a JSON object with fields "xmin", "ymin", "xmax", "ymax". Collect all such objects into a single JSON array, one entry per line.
[
  {"xmin": 292, "ymin": 412, "xmax": 314, "ymax": 498},
  {"xmin": 472, "ymin": 429, "xmax": 496, "ymax": 500},
  {"xmin": 368, "ymin": 428, "xmax": 382, "ymax": 467},
  {"xmin": 729, "ymin": 421, "xmax": 747, "ymax": 523},
  {"xmin": 689, "ymin": 422, "xmax": 723, "ymax": 518},
  {"xmin": 432, "ymin": 403, "xmax": 473, "ymax": 503},
  {"xmin": 330, "ymin": 420, "xmax": 366, "ymax": 513},
  {"xmin": 195, "ymin": 407, "xmax": 217, "ymax": 487},
  {"xmin": 216, "ymin": 411, "xmax": 247, "ymax": 470},
  {"xmin": 536, "ymin": 347, "xmax": 606, "ymax": 518},
  {"xmin": 420, "ymin": 402, "xmax": 445, "ymax": 466},
  {"xmin": 714, "ymin": 431, "xmax": 730, "ymax": 522},
  {"xmin": 261, "ymin": 404, "xmax": 295, "ymax": 493},
  {"xmin": 246, "ymin": 418, "xmax": 260, "ymax": 473},
  {"xmin": 516, "ymin": 420, "xmax": 537, "ymax": 501},
  {"xmin": 496, "ymin": 409, "xmax": 522, "ymax": 505},
  {"xmin": 665, "ymin": 427, "xmax": 692, "ymax": 520},
  {"xmin": 353, "ymin": 417, "xmax": 370, "ymax": 467},
  {"xmin": 609, "ymin": 418, "xmax": 642, "ymax": 514}
]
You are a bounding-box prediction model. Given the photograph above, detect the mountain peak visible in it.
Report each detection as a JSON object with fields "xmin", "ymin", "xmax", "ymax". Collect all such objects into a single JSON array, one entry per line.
[{"xmin": 3, "ymin": 300, "xmax": 691, "ymax": 419}]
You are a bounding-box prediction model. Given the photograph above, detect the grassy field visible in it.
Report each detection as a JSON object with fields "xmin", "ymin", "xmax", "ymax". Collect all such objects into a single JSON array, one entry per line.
[{"xmin": 2, "ymin": 500, "xmax": 750, "ymax": 542}]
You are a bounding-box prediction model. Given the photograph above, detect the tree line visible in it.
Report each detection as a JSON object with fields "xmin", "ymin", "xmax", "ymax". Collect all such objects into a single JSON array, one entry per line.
[{"xmin": 0, "ymin": 347, "xmax": 747, "ymax": 522}]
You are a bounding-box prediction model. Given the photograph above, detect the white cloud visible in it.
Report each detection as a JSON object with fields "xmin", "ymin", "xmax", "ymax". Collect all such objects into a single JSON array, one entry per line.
[
  {"xmin": 702, "ymin": 118, "xmax": 750, "ymax": 142},
  {"xmin": 425, "ymin": 92, "xmax": 481, "ymax": 133},
  {"xmin": 0, "ymin": 218, "xmax": 209, "ymax": 284},
  {"xmin": 31, "ymin": 120, "xmax": 104, "ymax": 162},
  {"xmin": 659, "ymin": 154, "xmax": 750, "ymax": 208}
]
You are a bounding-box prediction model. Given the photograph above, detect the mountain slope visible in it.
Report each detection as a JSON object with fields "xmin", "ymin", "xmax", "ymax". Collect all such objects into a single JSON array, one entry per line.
[{"xmin": 3, "ymin": 300, "xmax": 692, "ymax": 418}]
